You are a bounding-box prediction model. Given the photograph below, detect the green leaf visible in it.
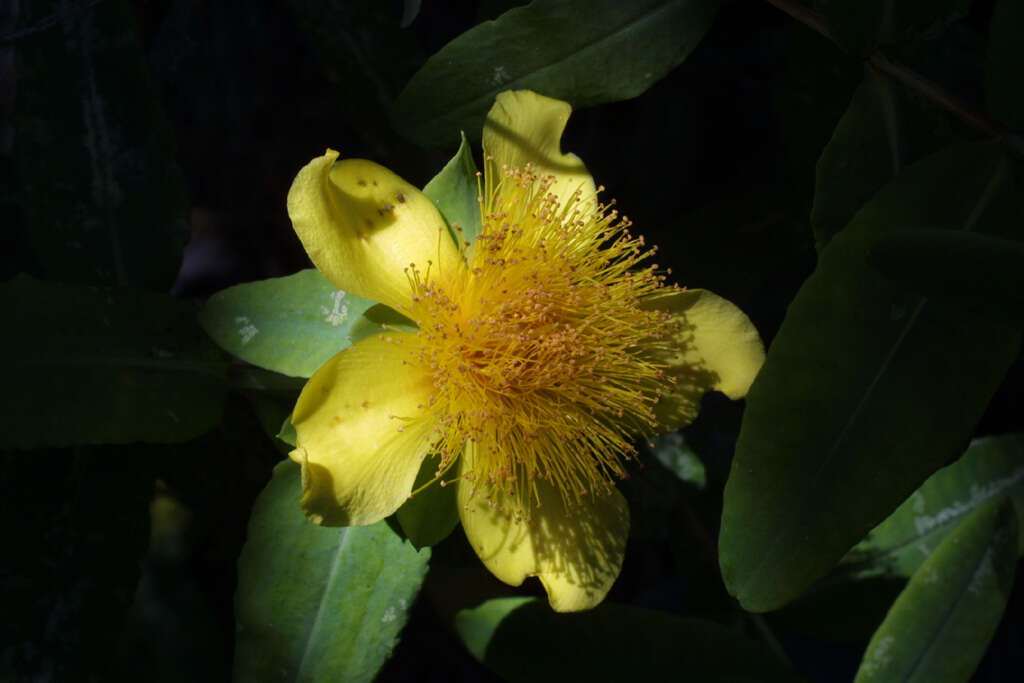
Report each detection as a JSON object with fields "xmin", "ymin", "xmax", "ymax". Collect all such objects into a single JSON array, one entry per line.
[
  {"xmin": 841, "ymin": 434, "xmax": 1024, "ymax": 579},
  {"xmin": 393, "ymin": 0, "xmax": 720, "ymax": 147},
  {"xmin": 12, "ymin": 0, "xmax": 189, "ymax": 290},
  {"xmin": 286, "ymin": 0, "xmax": 426, "ymax": 161},
  {"xmin": 235, "ymin": 459, "xmax": 431, "ymax": 683},
  {"xmin": 422, "ymin": 132, "xmax": 483, "ymax": 249},
  {"xmin": 456, "ymin": 597, "xmax": 802, "ymax": 683},
  {"xmin": 4, "ymin": 276, "xmax": 227, "ymax": 448},
  {"xmin": 720, "ymin": 143, "xmax": 1024, "ymax": 612},
  {"xmin": 395, "ymin": 455, "xmax": 460, "ymax": 549},
  {"xmin": 986, "ymin": 0, "xmax": 1024, "ymax": 133},
  {"xmin": 278, "ymin": 414, "xmax": 298, "ymax": 448},
  {"xmin": 867, "ymin": 228, "xmax": 1024, "ymax": 320},
  {"xmin": 200, "ymin": 269, "xmax": 413, "ymax": 378},
  {"xmin": 812, "ymin": 68, "xmax": 950, "ymax": 249},
  {"xmin": 853, "ymin": 498, "xmax": 1017, "ymax": 683}
]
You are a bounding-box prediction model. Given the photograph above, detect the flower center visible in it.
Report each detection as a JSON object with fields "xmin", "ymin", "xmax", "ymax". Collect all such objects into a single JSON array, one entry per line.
[{"xmin": 408, "ymin": 165, "xmax": 677, "ymax": 514}]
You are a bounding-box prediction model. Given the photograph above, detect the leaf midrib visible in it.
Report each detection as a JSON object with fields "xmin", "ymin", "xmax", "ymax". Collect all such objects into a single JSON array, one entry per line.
[{"xmin": 295, "ymin": 527, "xmax": 352, "ymax": 682}]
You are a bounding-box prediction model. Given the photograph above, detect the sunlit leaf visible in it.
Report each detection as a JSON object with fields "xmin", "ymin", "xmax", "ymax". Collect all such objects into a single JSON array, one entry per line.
[
  {"xmin": 456, "ymin": 597, "xmax": 802, "ymax": 682},
  {"xmin": 853, "ymin": 498, "xmax": 1017, "ymax": 683},
  {"xmin": 12, "ymin": 0, "xmax": 189, "ymax": 289},
  {"xmin": 812, "ymin": 68, "xmax": 949, "ymax": 249},
  {"xmin": 199, "ymin": 269, "xmax": 414, "ymax": 378},
  {"xmin": 235, "ymin": 459, "xmax": 430, "ymax": 683},
  {"xmin": 422, "ymin": 132, "xmax": 483, "ymax": 249},
  {"xmin": 4, "ymin": 276, "xmax": 227, "ymax": 448},
  {"xmin": 721, "ymin": 143, "xmax": 1024, "ymax": 612},
  {"xmin": 841, "ymin": 434, "xmax": 1024, "ymax": 579},
  {"xmin": 393, "ymin": 0, "xmax": 720, "ymax": 147}
]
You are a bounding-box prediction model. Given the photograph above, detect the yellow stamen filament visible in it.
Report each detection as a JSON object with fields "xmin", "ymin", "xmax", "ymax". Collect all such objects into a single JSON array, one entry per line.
[{"xmin": 402, "ymin": 164, "xmax": 678, "ymax": 518}]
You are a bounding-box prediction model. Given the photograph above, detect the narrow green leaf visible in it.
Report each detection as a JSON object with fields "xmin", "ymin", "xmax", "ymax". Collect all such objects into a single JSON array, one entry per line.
[
  {"xmin": 812, "ymin": 68, "xmax": 950, "ymax": 249},
  {"xmin": 720, "ymin": 143, "xmax": 1023, "ymax": 612},
  {"xmin": 4, "ymin": 276, "xmax": 227, "ymax": 448},
  {"xmin": 13, "ymin": 0, "xmax": 189, "ymax": 290},
  {"xmin": 456, "ymin": 597, "xmax": 802, "ymax": 683},
  {"xmin": 841, "ymin": 434, "xmax": 1024, "ymax": 579},
  {"xmin": 986, "ymin": 0, "xmax": 1024, "ymax": 133},
  {"xmin": 393, "ymin": 0, "xmax": 719, "ymax": 147},
  {"xmin": 235, "ymin": 459, "xmax": 430, "ymax": 683},
  {"xmin": 867, "ymin": 228, "xmax": 1024, "ymax": 321},
  {"xmin": 422, "ymin": 132, "xmax": 483, "ymax": 249},
  {"xmin": 200, "ymin": 269, "xmax": 413, "ymax": 378},
  {"xmin": 853, "ymin": 498, "xmax": 1017, "ymax": 683},
  {"xmin": 278, "ymin": 414, "xmax": 298, "ymax": 448}
]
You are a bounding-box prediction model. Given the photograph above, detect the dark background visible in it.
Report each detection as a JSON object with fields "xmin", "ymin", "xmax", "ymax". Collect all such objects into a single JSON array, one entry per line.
[{"xmin": 3, "ymin": 0, "xmax": 1021, "ymax": 681}]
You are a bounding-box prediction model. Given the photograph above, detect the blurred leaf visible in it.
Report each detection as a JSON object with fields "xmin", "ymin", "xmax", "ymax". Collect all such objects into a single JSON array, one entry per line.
[
  {"xmin": 867, "ymin": 229, "xmax": 1024, "ymax": 320},
  {"xmin": 853, "ymin": 498, "xmax": 1017, "ymax": 682},
  {"xmin": 396, "ymin": 455, "xmax": 460, "ymax": 550},
  {"xmin": 1, "ymin": 449, "xmax": 153, "ymax": 680},
  {"xmin": 456, "ymin": 597, "xmax": 802, "ymax": 682},
  {"xmin": 286, "ymin": 0, "xmax": 425, "ymax": 161},
  {"xmin": 985, "ymin": 0, "xmax": 1024, "ymax": 133},
  {"xmin": 821, "ymin": 0, "xmax": 971, "ymax": 55},
  {"xmin": 812, "ymin": 68, "xmax": 950, "ymax": 249},
  {"xmin": 422, "ymin": 132, "xmax": 483, "ymax": 249},
  {"xmin": 13, "ymin": 0, "xmax": 189, "ymax": 289},
  {"xmin": 650, "ymin": 431, "xmax": 706, "ymax": 489},
  {"xmin": 841, "ymin": 434, "xmax": 1024, "ymax": 579},
  {"xmin": 393, "ymin": 0, "xmax": 720, "ymax": 147},
  {"xmin": 235, "ymin": 459, "xmax": 430, "ymax": 683},
  {"xmin": 720, "ymin": 143, "xmax": 1024, "ymax": 612},
  {"xmin": 4, "ymin": 276, "xmax": 227, "ymax": 448},
  {"xmin": 200, "ymin": 269, "xmax": 396, "ymax": 378}
]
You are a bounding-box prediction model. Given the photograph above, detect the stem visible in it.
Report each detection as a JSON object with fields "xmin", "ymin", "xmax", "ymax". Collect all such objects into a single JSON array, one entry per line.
[{"xmin": 765, "ymin": 0, "xmax": 1020, "ymax": 148}]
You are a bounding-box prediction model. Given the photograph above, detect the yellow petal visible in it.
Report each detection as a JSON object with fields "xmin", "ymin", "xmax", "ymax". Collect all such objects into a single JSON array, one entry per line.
[
  {"xmin": 287, "ymin": 150, "xmax": 462, "ymax": 316},
  {"xmin": 482, "ymin": 90, "xmax": 597, "ymax": 212},
  {"xmin": 644, "ymin": 289, "xmax": 766, "ymax": 431},
  {"xmin": 457, "ymin": 442, "xmax": 629, "ymax": 612},
  {"xmin": 290, "ymin": 332, "xmax": 436, "ymax": 526}
]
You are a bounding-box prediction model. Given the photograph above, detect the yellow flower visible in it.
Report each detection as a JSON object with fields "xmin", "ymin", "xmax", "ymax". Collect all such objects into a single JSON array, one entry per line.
[{"xmin": 286, "ymin": 90, "xmax": 765, "ymax": 611}]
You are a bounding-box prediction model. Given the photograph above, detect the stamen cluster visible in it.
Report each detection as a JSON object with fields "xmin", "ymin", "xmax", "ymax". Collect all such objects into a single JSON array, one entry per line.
[{"xmin": 404, "ymin": 164, "xmax": 677, "ymax": 517}]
